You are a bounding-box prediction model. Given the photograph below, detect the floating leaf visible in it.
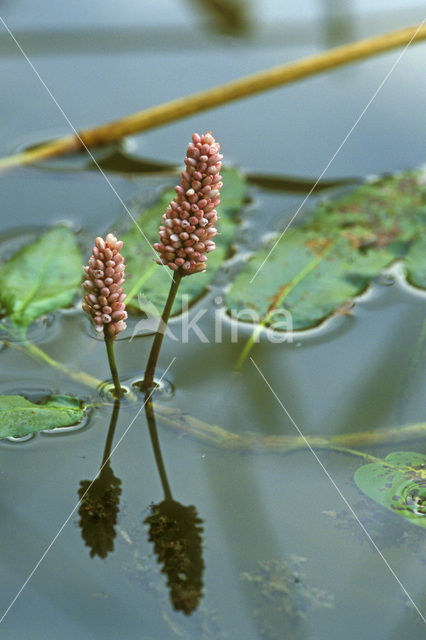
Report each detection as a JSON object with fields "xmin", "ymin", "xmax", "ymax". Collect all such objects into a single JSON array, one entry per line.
[
  {"xmin": 0, "ymin": 227, "xmax": 82, "ymax": 328},
  {"xmin": 354, "ymin": 452, "xmax": 426, "ymax": 528},
  {"xmin": 405, "ymin": 235, "xmax": 426, "ymax": 289},
  {"xmin": 122, "ymin": 167, "xmax": 246, "ymax": 314},
  {"xmin": 226, "ymin": 170, "xmax": 426, "ymax": 331},
  {"xmin": 0, "ymin": 394, "xmax": 84, "ymax": 438}
]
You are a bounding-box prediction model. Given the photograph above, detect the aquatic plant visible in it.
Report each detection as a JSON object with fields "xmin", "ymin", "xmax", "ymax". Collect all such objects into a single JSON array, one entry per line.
[
  {"xmin": 82, "ymin": 233, "xmax": 127, "ymax": 396},
  {"xmin": 154, "ymin": 131, "xmax": 222, "ymax": 274},
  {"xmin": 82, "ymin": 233, "xmax": 127, "ymax": 337},
  {"xmin": 0, "ymin": 139, "xmax": 424, "ymax": 536},
  {"xmin": 143, "ymin": 132, "xmax": 223, "ymax": 391}
]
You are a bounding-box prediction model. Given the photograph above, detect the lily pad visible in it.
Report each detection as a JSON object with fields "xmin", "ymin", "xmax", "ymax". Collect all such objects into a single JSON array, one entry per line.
[
  {"xmin": 122, "ymin": 167, "xmax": 247, "ymax": 315},
  {"xmin": 226, "ymin": 170, "xmax": 426, "ymax": 330},
  {"xmin": 354, "ymin": 452, "xmax": 426, "ymax": 528},
  {"xmin": 0, "ymin": 394, "xmax": 84, "ymax": 438},
  {"xmin": 0, "ymin": 227, "xmax": 82, "ymax": 329}
]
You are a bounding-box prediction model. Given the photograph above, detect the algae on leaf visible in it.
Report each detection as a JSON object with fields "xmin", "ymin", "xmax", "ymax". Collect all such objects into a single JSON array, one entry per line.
[
  {"xmin": 122, "ymin": 167, "xmax": 247, "ymax": 315},
  {"xmin": 0, "ymin": 227, "xmax": 82, "ymax": 328},
  {"xmin": 226, "ymin": 170, "xmax": 426, "ymax": 331},
  {"xmin": 0, "ymin": 394, "xmax": 84, "ymax": 438},
  {"xmin": 354, "ymin": 452, "xmax": 426, "ymax": 528}
]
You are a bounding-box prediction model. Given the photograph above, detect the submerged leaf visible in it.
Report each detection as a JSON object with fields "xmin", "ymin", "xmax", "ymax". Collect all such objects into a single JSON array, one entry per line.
[
  {"xmin": 0, "ymin": 394, "xmax": 84, "ymax": 438},
  {"xmin": 0, "ymin": 227, "xmax": 82, "ymax": 328},
  {"xmin": 226, "ymin": 170, "xmax": 426, "ymax": 330},
  {"xmin": 122, "ymin": 167, "xmax": 246, "ymax": 314},
  {"xmin": 354, "ymin": 452, "xmax": 426, "ymax": 528}
]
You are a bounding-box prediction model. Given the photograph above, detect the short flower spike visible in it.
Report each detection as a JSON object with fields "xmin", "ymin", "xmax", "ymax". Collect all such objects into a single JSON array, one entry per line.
[
  {"xmin": 154, "ymin": 132, "xmax": 223, "ymax": 275},
  {"xmin": 82, "ymin": 233, "xmax": 127, "ymax": 338}
]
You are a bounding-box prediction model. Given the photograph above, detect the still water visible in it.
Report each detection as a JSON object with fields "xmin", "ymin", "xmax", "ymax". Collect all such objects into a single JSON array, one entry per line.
[{"xmin": 0, "ymin": 1, "xmax": 425, "ymax": 639}]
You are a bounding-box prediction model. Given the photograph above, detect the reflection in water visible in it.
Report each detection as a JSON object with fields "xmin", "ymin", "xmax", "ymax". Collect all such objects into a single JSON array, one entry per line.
[
  {"xmin": 78, "ymin": 400, "xmax": 122, "ymax": 559},
  {"xmin": 321, "ymin": 0, "xmax": 354, "ymax": 47},
  {"xmin": 88, "ymin": 147, "xmax": 177, "ymax": 176},
  {"xmin": 186, "ymin": 0, "xmax": 251, "ymax": 35},
  {"xmin": 145, "ymin": 500, "xmax": 204, "ymax": 616},
  {"xmin": 144, "ymin": 395, "xmax": 204, "ymax": 615},
  {"xmin": 85, "ymin": 146, "xmax": 358, "ymax": 194},
  {"xmin": 247, "ymin": 171, "xmax": 358, "ymax": 194}
]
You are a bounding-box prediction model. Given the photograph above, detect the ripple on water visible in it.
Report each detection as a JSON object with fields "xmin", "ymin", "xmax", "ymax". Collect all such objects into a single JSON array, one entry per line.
[
  {"xmin": 5, "ymin": 433, "xmax": 36, "ymax": 444},
  {"xmin": 131, "ymin": 375, "xmax": 175, "ymax": 399}
]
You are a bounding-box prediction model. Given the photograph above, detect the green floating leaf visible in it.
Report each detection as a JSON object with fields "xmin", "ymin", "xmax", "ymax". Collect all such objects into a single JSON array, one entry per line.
[
  {"xmin": 0, "ymin": 394, "xmax": 84, "ymax": 438},
  {"xmin": 405, "ymin": 235, "xmax": 426, "ymax": 289},
  {"xmin": 0, "ymin": 227, "xmax": 82, "ymax": 328},
  {"xmin": 354, "ymin": 452, "xmax": 426, "ymax": 528},
  {"xmin": 122, "ymin": 167, "xmax": 247, "ymax": 314},
  {"xmin": 226, "ymin": 170, "xmax": 426, "ymax": 331}
]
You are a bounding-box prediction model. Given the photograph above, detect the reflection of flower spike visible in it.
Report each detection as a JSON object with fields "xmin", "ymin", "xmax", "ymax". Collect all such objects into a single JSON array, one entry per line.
[
  {"xmin": 82, "ymin": 233, "xmax": 127, "ymax": 337},
  {"xmin": 78, "ymin": 465, "xmax": 122, "ymax": 559},
  {"xmin": 145, "ymin": 500, "xmax": 204, "ymax": 615},
  {"xmin": 78, "ymin": 400, "xmax": 122, "ymax": 558},
  {"xmin": 154, "ymin": 132, "xmax": 222, "ymax": 275}
]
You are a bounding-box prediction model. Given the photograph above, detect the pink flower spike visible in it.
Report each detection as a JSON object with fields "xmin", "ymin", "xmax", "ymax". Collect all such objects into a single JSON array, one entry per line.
[
  {"xmin": 155, "ymin": 132, "xmax": 222, "ymax": 275},
  {"xmin": 82, "ymin": 233, "xmax": 127, "ymax": 338}
]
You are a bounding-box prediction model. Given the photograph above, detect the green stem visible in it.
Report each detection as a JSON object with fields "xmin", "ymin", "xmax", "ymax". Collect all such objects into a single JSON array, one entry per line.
[
  {"xmin": 143, "ymin": 270, "xmax": 182, "ymax": 391},
  {"xmin": 0, "ymin": 323, "xmax": 17, "ymax": 337},
  {"xmin": 104, "ymin": 330, "xmax": 123, "ymax": 398},
  {"xmin": 17, "ymin": 339, "xmax": 104, "ymax": 390},
  {"xmin": 145, "ymin": 394, "xmax": 173, "ymax": 501},
  {"xmin": 4, "ymin": 338, "xmax": 138, "ymax": 399},
  {"xmin": 1, "ymin": 323, "xmax": 104, "ymax": 388},
  {"xmin": 153, "ymin": 403, "xmax": 426, "ymax": 457}
]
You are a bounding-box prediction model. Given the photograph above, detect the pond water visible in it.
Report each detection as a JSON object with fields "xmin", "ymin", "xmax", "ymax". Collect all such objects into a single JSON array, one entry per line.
[{"xmin": 0, "ymin": 1, "xmax": 425, "ymax": 639}]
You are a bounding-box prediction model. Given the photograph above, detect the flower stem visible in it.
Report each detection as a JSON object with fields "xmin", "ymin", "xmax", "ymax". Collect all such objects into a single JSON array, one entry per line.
[
  {"xmin": 104, "ymin": 330, "xmax": 123, "ymax": 397},
  {"xmin": 0, "ymin": 26, "xmax": 424, "ymax": 171},
  {"xmin": 143, "ymin": 270, "xmax": 182, "ymax": 392}
]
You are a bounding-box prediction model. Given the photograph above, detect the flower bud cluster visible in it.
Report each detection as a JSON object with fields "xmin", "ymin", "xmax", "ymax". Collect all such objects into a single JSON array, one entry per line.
[
  {"xmin": 154, "ymin": 132, "xmax": 222, "ymax": 274},
  {"xmin": 82, "ymin": 234, "xmax": 127, "ymax": 337}
]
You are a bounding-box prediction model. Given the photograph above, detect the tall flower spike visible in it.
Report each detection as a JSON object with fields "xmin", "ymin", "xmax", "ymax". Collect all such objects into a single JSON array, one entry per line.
[
  {"xmin": 82, "ymin": 233, "xmax": 128, "ymax": 338},
  {"xmin": 154, "ymin": 132, "xmax": 223, "ymax": 274}
]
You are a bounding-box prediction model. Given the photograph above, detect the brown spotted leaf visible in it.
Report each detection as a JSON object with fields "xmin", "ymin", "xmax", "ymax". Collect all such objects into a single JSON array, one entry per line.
[{"xmin": 354, "ymin": 452, "xmax": 426, "ymax": 528}]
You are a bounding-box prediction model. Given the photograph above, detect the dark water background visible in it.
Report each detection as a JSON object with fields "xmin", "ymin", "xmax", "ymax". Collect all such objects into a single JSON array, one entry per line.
[{"xmin": 0, "ymin": 1, "xmax": 425, "ymax": 639}]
